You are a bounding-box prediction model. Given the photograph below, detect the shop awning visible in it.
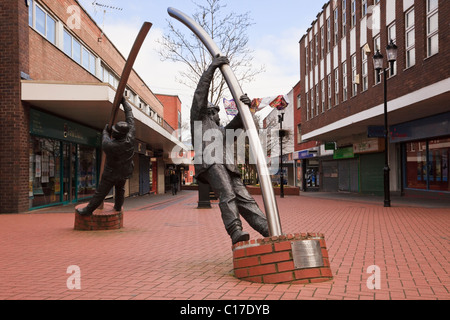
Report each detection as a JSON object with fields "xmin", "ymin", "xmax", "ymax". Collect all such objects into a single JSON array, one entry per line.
[{"xmin": 21, "ymin": 81, "xmax": 190, "ymax": 161}]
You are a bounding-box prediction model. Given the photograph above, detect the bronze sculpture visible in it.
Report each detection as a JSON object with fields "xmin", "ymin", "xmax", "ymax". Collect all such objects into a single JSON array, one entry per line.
[
  {"xmin": 76, "ymin": 97, "xmax": 135, "ymax": 216},
  {"xmin": 191, "ymin": 55, "xmax": 270, "ymax": 244}
]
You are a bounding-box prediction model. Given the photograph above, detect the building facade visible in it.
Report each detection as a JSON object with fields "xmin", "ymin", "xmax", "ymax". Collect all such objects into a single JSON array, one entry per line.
[
  {"xmin": 298, "ymin": 0, "xmax": 449, "ymax": 198},
  {"xmin": 0, "ymin": 0, "xmax": 188, "ymax": 213}
]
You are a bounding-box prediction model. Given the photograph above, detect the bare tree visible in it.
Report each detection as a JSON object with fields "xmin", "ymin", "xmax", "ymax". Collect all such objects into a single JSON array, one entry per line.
[{"xmin": 157, "ymin": 0, "xmax": 265, "ymax": 106}]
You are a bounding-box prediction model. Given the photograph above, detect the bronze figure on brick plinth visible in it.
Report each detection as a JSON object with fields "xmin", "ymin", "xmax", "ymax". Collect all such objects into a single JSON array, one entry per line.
[
  {"xmin": 76, "ymin": 97, "xmax": 135, "ymax": 216},
  {"xmin": 191, "ymin": 55, "xmax": 270, "ymax": 245}
]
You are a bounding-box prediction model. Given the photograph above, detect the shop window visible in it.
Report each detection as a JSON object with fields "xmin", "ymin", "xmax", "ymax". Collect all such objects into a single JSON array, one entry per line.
[
  {"xmin": 77, "ymin": 145, "xmax": 98, "ymax": 199},
  {"xmin": 405, "ymin": 138, "xmax": 450, "ymax": 192},
  {"xmin": 30, "ymin": 137, "xmax": 62, "ymax": 208}
]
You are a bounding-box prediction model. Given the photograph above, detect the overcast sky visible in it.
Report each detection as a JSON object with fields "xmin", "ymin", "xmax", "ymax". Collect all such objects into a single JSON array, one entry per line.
[{"xmin": 77, "ymin": 0, "xmax": 325, "ymax": 125}]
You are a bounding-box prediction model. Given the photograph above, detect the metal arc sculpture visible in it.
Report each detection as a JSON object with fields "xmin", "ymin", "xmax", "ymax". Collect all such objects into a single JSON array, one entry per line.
[
  {"xmin": 109, "ymin": 21, "xmax": 152, "ymax": 127},
  {"xmin": 167, "ymin": 8, "xmax": 282, "ymax": 236}
]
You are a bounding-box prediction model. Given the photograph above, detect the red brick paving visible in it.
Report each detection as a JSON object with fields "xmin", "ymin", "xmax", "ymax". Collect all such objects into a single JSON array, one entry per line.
[{"xmin": 0, "ymin": 191, "xmax": 448, "ymax": 300}]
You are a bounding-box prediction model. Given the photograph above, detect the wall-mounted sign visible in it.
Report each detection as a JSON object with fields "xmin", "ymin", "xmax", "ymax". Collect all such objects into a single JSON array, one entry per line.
[{"xmin": 353, "ymin": 138, "xmax": 385, "ymax": 154}]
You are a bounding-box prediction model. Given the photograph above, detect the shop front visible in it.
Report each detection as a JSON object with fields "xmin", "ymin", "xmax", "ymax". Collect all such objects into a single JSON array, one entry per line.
[
  {"xmin": 29, "ymin": 109, "xmax": 101, "ymax": 209},
  {"xmin": 392, "ymin": 112, "xmax": 450, "ymax": 197},
  {"xmin": 293, "ymin": 149, "xmax": 319, "ymax": 191}
]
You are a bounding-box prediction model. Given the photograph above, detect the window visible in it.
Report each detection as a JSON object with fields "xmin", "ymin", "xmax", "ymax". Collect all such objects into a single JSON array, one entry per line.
[
  {"xmin": 362, "ymin": 0, "xmax": 368, "ymax": 17},
  {"xmin": 297, "ymin": 94, "xmax": 301, "ymax": 109},
  {"xmin": 64, "ymin": 29, "xmax": 97, "ymax": 76},
  {"xmin": 405, "ymin": 138, "xmax": 450, "ymax": 191},
  {"xmin": 388, "ymin": 23, "xmax": 397, "ymax": 76},
  {"xmin": 28, "ymin": 0, "xmax": 33, "ymax": 26},
  {"xmin": 297, "ymin": 124, "xmax": 302, "ymax": 144},
  {"xmin": 305, "ymin": 44, "xmax": 309, "ymax": 72},
  {"xmin": 315, "ymin": 84, "xmax": 320, "ymax": 115},
  {"xmin": 426, "ymin": 0, "xmax": 439, "ymax": 57},
  {"xmin": 327, "ymin": 18, "xmax": 331, "ymax": 52},
  {"xmin": 310, "ymin": 40, "xmax": 314, "ymax": 69},
  {"xmin": 334, "ymin": 9, "xmax": 339, "ymax": 45},
  {"xmin": 35, "ymin": 5, "xmax": 46, "ymax": 36},
  {"xmin": 321, "ymin": 79, "xmax": 326, "ymax": 112},
  {"xmin": 351, "ymin": 54, "xmax": 357, "ymax": 97},
  {"xmin": 315, "ymin": 34, "xmax": 319, "ymax": 64},
  {"xmin": 405, "ymin": 9, "xmax": 415, "ymax": 68},
  {"xmin": 342, "ymin": 0, "xmax": 347, "ymax": 35},
  {"xmin": 351, "ymin": 0, "xmax": 356, "ymax": 28},
  {"xmin": 374, "ymin": 36, "xmax": 381, "ymax": 84},
  {"xmin": 361, "ymin": 48, "xmax": 368, "ymax": 91},
  {"xmin": 29, "ymin": 2, "xmax": 56, "ymax": 45},
  {"xmin": 101, "ymin": 64, "xmax": 119, "ymax": 89},
  {"xmin": 321, "ymin": 26, "xmax": 325, "ymax": 57},
  {"xmin": 72, "ymin": 38, "xmax": 81, "ymax": 64},
  {"xmin": 334, "ymin": 68, "xmax": 339, "ymax": 105},
  {"xmin": 306, "ymin": 92, "xmax": 310, "ymax": 120},
  {"xmin": 46, "ymin": 15, "xmax": 56, "ymax": 45},
  {"xmin": 342, "ymin": 61, "xmax": 348, "ymax": 101},
  {"xmin": 327, "ymin": 74, "xmax": 332, "ymax": 109},
  {"xmin": 310, "ymin": 87, "xmax": 315, "ymax": 118}
]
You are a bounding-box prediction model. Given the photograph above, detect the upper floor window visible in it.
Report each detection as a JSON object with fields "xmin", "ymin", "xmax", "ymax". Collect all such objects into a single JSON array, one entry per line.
[
  {"xmin": 361, "ymin": 48, "xmax": 368, "ymax": 92},
  {"xmin": 63, "ymin": 29, "xmax": 97, "ymax": 76},
  {"xmin": 405, "ymin": 9, "xmax": 415, "ymax": 68},
  {"xmin": 351, "ymin": 54, "xmax": 358, "ymax": 97},
  {"xmin": 426, "ymin": 0, "xmax": 439, "ymax": 57},
  {"xmin": 334, "ymin": 9, "xmax": 339, "ymax": 45},
  {"xmin": 334, "ymin": 68, "xmax": 339, "ymax": 106},
  {"xmin": 29, "ymin": 0, "xmax": 56, "ymax": 45},
  {"xmin": 374, "ymin": 35, "xmax": 381, "ymax": 84},
  {"xmin": 342, "ymin": 61, "xmax": 348, "ymax": 101},
  {"xmin": 362, "ymin": 0, "xmax": 368, "ymax": 17},
  {"xmin": 327, "ymin": 18, "xmax": 331, "ymax": 52},
  {"xmin": 351, "ymin": 0, "xmax": 356, "ymax": 28},
  {"xmin": 342, "ymin": 0, "xmax": 347, "ymax": 36}
]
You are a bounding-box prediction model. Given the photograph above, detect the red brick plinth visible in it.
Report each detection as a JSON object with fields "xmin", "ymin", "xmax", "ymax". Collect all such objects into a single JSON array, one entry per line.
[
  {"xmin": 74, "ymin": 203, "xmax": 123, "ymax": 231},
  {"xmin": 232, "ymin": 233, "xmax": 333, "ymax": 284}
]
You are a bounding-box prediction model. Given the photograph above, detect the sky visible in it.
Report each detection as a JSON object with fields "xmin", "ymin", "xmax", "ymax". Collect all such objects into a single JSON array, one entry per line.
[{"xmin": 77, "ymin": 0, "xmax": 325, "ymax": 127}]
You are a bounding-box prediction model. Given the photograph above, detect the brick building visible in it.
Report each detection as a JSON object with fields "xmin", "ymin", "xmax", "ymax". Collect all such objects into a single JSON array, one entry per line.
[
  {"xmin": 0, "ymin": 0, "xmax": 188, "ymax": 213},
  {"xmin": 296, "ymin": 0, "xmax": 450, "ymax": 198}
]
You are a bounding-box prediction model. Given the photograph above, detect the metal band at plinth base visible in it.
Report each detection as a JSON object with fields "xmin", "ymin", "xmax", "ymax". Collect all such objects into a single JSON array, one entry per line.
[
  {"xmin": 74, "ymin": 203, "xmax": 123, "ymax": 231},
  {"xmin": 232, "ymin": 233, "xmax": 333, "ymax": 284}
]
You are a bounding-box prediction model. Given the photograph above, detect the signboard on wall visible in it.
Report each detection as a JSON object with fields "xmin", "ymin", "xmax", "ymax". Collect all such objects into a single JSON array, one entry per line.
[
  {"xmin": 30, "ymin": 109, "xmax": 101, "ymax": 147},
  {"xmin": 353, "ymin": 138, "xmax": 385, "ymax": 154}
]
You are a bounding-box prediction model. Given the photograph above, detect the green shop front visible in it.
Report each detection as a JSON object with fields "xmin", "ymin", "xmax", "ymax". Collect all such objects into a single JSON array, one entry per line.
[{"xmin": 29, "ymin": 109, "xmax": 101, "ymax": 210}]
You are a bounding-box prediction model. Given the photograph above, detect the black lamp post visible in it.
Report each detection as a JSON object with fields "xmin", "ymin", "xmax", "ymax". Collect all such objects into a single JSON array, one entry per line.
[
  {"xmin": 373, "ymin": 40, "xmax": 398, "ymax": 207},
  {"xmin": 278, "ymin": 110, "xmax": 286, "ymax": 198}
]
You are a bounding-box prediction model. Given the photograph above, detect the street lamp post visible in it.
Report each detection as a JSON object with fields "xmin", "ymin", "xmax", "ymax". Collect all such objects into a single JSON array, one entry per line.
[
  {"xmin": 373, "ymin": 40, "xmax": 398, "ymax": 208},
  {"xmin": 278, "ymin": 111, "xmax": 285, "ymax": 198}
]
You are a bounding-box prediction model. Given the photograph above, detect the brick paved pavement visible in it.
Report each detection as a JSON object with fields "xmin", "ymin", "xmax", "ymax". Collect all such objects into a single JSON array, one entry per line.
[{"xmin": 0, "ymin": 191, "xmax": 448, "ymax": 301}]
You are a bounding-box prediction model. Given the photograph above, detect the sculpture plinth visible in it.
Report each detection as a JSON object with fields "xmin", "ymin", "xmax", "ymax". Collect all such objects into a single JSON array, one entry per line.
[
  {"xmin": 232, "ymin": 233, "xmax": 333, "ymax": 284},
  {"xmin": 74, "ymin": 203, "xmax": 123, "ymax": 231}
]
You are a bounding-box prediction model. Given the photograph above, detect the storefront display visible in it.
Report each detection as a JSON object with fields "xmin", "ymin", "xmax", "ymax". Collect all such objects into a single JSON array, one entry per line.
[
  {"xmin": 29, "ymin": 109, "xmax": 101, "ymax": 209},
  {"xmin": 405, "ymin": 137, "xmax": 450, "ymax": 192}
]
